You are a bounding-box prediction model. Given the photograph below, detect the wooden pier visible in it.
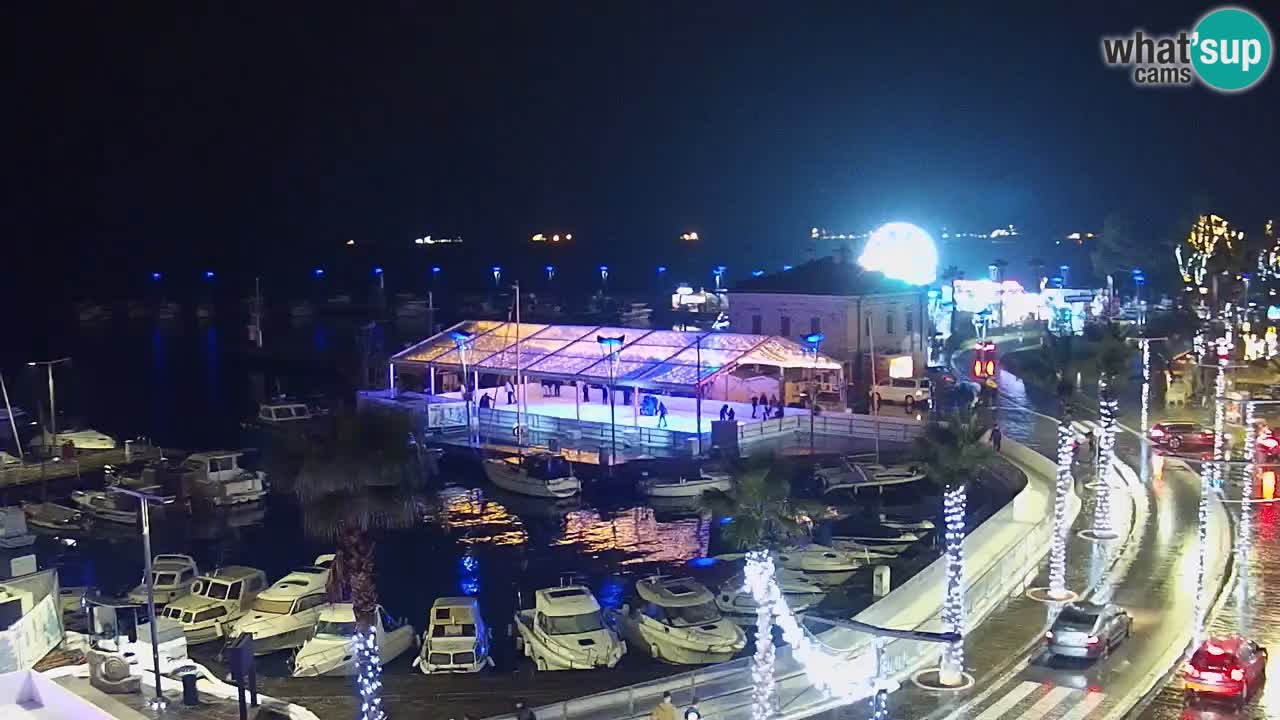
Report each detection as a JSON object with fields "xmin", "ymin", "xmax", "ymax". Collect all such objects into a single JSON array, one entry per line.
[{"xmin": 0, "ymin": 445, "xmax": 164, "ymax": 490}]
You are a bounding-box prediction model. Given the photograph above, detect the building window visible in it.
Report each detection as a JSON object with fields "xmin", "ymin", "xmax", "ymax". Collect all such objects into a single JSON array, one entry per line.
[
  {"xmin": 780, "ymin": 316, "xmax": 791, "ymax": 338},
  {"xmin": 810, "ymin": 317, "xmax": 821, "ymax": 335},
  {"xmin": 905, "ymin": 308, "xmax": 913, "ymax": 334},
  {"xmin": 751, "ymin": 314, "xmax": 762, "ymax": 334},
  {"xmin": 885, "ymin": 310, "xmax": 895, "ymax": 335}
]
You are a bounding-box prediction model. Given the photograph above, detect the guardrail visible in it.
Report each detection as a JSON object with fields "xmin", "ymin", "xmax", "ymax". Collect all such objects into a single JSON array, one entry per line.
[
  {"xmin": 485, "ymin": 436, "xmax": 1069, "ymax": 720},
  {"xmin": 477, "ymin": 407, "xmax": 703, "ymax": 453}
]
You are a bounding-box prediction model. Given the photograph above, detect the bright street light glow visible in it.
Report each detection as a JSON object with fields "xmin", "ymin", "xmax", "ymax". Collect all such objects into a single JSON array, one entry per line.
[
  {"xmin": 314, "ymin": 268, "xmax": 325, "ymax": 277},
  {"xmin": 151, "ymin": 272, "xmax": 162, "ymax": 281},
  {"xmin": 858, "ymin": 222, "xmax": 938, "ymax": 285},
  {"xmin": 373, "ymin": 266, "xmax": 384, "ymax": 275},
  {"xmin": 204, "ymin": 271, "xmax": 214, "ymax": 279},
  {"xmin": 751, "ymin": 269, "xmax": 765, "ymax": 277}
]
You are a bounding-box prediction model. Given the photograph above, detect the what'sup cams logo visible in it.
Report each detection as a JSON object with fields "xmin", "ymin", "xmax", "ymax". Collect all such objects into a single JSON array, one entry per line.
[{"xmin": 1102, "ymin": 6, "xmax": 1272, "ymax": 92}]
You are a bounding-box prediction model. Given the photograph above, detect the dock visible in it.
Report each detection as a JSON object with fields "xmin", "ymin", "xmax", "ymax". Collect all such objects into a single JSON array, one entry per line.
[{"xmin": 0, "ymin": 445, "xmax": 164, "ymax": 490}]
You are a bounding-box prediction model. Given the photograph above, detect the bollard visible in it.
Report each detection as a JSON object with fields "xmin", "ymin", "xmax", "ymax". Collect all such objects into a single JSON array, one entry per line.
[
  {"xmin": 181, "ymin": 672, "xmax": 199, "ymax": 706},
  {"xmin": 873, "ymin": 565, "xmax": 891, "ymax": 598}
]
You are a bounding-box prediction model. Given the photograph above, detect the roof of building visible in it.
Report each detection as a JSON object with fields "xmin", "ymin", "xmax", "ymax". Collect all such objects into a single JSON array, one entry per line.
[
  {"xmin": 392, "ymin": 321, "xmax": 842, "ymax": 389},
  {"xmin": 730, "ymin": 256, "xmax": 922, "ymax": 297}
]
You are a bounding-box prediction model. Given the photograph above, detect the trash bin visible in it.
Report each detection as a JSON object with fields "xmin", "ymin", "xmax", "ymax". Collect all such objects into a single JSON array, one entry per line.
[{"xmin": 182, "ymin": 672, "xmax": 200, "ymax": 706}]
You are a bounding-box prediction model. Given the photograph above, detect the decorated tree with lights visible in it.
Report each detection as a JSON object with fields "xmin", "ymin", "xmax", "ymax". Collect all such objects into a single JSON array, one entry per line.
[
  {"xmin": 1032, "ymin": 336, "xmax": 1079, "ymax": 598},
  {"xmin": 293, "ymin": 410, "xmax": 427, "ymax": 720},
  {"xmin": 702, "ymin": 458, "xmax": 829, "ymax": 719},
  {"xmin": 1083, "ymin": 324, "xmax": 1135, "ymax": 539},
  {"xmin": 915, "ymin": 415, "xmax": 998, "ymax": 686}
]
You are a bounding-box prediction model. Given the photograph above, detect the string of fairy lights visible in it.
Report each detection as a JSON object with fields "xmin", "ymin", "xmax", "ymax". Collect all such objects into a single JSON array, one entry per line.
[
  {"xmin": 941, "ymin": 484, "xmax": 967, "ymax": 679},
  {"xmin": 1050, "ymin": 422, "xmax": 1073, "ymax": 597},
  {"xmin": 1094, "ymin": 376, "xmax": 1117, "ymax": 536},
  {"xmin": 355, "ymin": 627, "xmax": 386, "ymax": 720}
]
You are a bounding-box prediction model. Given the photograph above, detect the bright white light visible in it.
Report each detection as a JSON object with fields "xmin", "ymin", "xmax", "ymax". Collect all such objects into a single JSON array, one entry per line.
[{"xmin": 859, "ymin": 222, "xmax": 938, "ymax": 285}]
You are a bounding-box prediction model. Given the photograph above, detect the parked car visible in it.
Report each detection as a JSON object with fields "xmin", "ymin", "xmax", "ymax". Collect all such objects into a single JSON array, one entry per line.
[
  {"xmin": 1044, "ymin": 602, "xmax": 1132, "ymax": 659},
  {"xmin": 1183, "ymin": 635, "xmax": 1267, "ymax": 706},
  {"xmin": 870, "ymin": 378, "xmax": 931, "ymax": 410},
  {"xmin": 1148, "ymin": 422, "xmax": 1216, "ymax": 452}
]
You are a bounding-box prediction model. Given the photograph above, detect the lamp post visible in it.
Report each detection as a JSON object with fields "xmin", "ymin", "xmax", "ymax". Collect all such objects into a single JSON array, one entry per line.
[
  {"xmin": 597, "ymin": 335, "xmax": 625, "ymax": 472},
  {"xmin": 451, "ymin": 331, "xmax": 475, "ymax": 446},
  {"xmin": 27, "ymin": 358, "xmax": 70, "ymax": 454},
  {"xmin": 803, "ymin": 333, "xmax": 824, "ymax": 453},
  {"xmin": 108, "ymin": 485, "xmax": 174, "ymax": 711}
]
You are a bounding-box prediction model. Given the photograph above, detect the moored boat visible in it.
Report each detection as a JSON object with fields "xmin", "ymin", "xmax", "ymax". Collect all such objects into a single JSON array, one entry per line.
[
  {"xmin": 485, "ymin": 453, "xmax": 581, "ymax": 499},
  {"xmin": 610, "ymin": 576, "xmax": 745, "ymax": 664}
]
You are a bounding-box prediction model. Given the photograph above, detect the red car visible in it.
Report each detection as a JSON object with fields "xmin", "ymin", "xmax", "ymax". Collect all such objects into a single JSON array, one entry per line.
[
  {"xmin": 1183, "ymin": 635, "xmax": 1268, "ymax": 705},
  {"xmin": 1148, "ymin": 422, "xmax": 1216, "ymax": 452}
]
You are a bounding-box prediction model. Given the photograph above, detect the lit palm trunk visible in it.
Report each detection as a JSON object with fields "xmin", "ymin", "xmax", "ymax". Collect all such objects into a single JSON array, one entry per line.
[
  {"xmin": 1050, "ymin": 421, "xmax": 1073, "ymax": 598},
  {"xmin": 939, "ymin": 483, "xmax": 966, "ymax": 685},
  {"xmin": 1093, "ymin": 375, "xmax": 1117, "ymax": 537}
]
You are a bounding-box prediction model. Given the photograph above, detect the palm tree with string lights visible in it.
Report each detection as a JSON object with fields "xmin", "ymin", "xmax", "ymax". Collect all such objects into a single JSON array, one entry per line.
[
  {"xmin": 914, "ymin": 413, "xmax": 999, "ymax": 687},
  {"xmin": 290, "ymin": 409, "xmax": 429, "ymax": 720},
  {"xmin": 1034, "ymin": 333, "xmax": 1081, "ymax": 600},
  {"xmin": 1084, "ymin": 323, "xmax": 1136, "ymax": 540}
]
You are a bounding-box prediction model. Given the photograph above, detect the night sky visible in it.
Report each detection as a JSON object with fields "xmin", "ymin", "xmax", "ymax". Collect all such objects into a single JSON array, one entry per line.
[{"xmin": 6, "ymin": 1, "xmax": 1278, "ymax": 300}]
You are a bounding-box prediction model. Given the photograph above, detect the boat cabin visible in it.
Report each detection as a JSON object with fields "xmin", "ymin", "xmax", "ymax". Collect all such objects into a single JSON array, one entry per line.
[
  {"xmin": 258, "ymin": 402, "xmax": 313, "ymax": 424},
  {"xmin": 183, "ymin": 452, "xmax": 249, "ymax": 484},
  {"xmin": 162, "ymin": 566, "xmax": 268, "ymax": 642},
  {"xmin": 422, "ymin": 597, "xmax": 490, "ymax": 671},
  {"xmin": 507, "ymin": 453, "xmax": 574, "ymax": 480},
  {"xmin": 632, "ymin": 577, "xmax": 722, "ymax": 628},
  {"xmin": 532, "ymin": 585, "xmax": 605, "ymax": 635},
  {"xmin": 129, "ymin": 554, "xmax": 199, "ymax": 605}
]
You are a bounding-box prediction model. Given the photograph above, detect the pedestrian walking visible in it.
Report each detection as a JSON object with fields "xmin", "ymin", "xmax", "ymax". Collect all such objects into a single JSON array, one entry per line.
[
  {"xmin": 727, "ymin": 407, "xmax": 736, "ymax": 422},
  {"xmin": 514, "ymin": 699, "xmax": 536, "ymax": 720},
  {"xmin": 505, "ymin": 379, "xmax": 515, "ymax": 405},
  {"xmin": 990, "ymin": 423, "xmax": 1002, "ymax": 451},
  {"xmin": 553, "ymin": 380, "xmax": 562, "ymax": 397},
  {"xmin": 719, "ymin": 404, "xmax": 729, "ymax": 421},
  {"xmin": 600, "ymin": 385, "xmax": 609, "ymax": 403},
  {"xmin": 650, "ymin": 691, "xmax": 677, "ymax": 720},
  {"xmin": 751, "ymin": 395, "xmax": 759, "ymax": 419},
  {"xmin": 657, "ymin": 402, "xmax": 669, "ymax": 428}
]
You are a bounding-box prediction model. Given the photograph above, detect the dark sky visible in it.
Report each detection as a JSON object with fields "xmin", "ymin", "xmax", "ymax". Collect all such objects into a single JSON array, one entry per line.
[{"xmin": 6, "ymin": 1, "xmax": 1278, "ymax": 290}]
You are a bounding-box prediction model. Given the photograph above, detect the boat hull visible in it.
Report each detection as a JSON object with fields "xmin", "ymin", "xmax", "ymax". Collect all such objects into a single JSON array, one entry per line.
[
  {"xmin": 485, "ymin": 461, "xmax": 580, "ymax": 499},
  {"xmin": 640, "ymin": 478, "xmax": 731, "ymax": 498},
  {"xmin": 514, "ymin": 613, "xmax": 624, "ymax": 670}
]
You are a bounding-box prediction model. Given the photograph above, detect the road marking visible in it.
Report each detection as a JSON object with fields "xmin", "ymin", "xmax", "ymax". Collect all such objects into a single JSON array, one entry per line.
[
  {"xmin": 1010, "ymin": 686, "xmax": 1073, "ymax": 720},
  {"xmin": 1057, "ymin": 691, "xmax": 1105, "ymax": 720},
  {"xmin": 972, "ymin": 681, "xmax": 1041, "ymax": 720}
]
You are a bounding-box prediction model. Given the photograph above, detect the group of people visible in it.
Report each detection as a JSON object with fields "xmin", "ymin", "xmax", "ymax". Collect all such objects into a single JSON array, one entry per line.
[{"xmin": 749, "ymin": 392, "xmax": 780, "ymax": 419}]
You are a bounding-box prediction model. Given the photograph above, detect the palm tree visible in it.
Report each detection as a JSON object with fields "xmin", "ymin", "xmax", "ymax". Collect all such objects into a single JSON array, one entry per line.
[
  {"xmin": 1085, "ymin": 324, "xmax": 1135, "ymax": 537},
  {"xmin": 915, "ymin": 414, "xmax": 998, "ymax": 687},
  {"xmin": 700, "ymin": 455, "xmax": 822, "ymax": 551},
  {"xmin": 293, "ymin": 409, "xmax": 427, "ymax": 718},
  {"xmin": 1037, "ymin": 334, "xmax": 1078, "ymax": 599}
]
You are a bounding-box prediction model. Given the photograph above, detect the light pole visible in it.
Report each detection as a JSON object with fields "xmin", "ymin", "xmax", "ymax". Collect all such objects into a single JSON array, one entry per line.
[
  {"xmin": 108, "ymin": 485, "xmax": 174, "ymax": 711},
  {"xmin": 451, "ymin": 331, "xmax": 475, "ymax": 446},
  {"xmin": 803, "ymin": 333, "xmax": 824, "ymax": 453},
  {"xmin": 695, "ymin": 333, "xmax": 703, "ymax": 455},
  {"xmin": 597, "ymin": 335, "xmax": 625, "ymax": 472},
  {"xmin": 28, "ymin": 358, "xmax": 70, "ymax": 454}
]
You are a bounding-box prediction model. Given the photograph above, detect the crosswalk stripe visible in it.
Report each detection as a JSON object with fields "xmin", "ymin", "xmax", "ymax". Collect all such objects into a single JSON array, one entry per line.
[
  {"xmin": 1056, "ymin": 691, "xmax": 1105, "ymax": 720},
  {"xmin": 1011, "ymin": 686, "xmax": 1073, "ymax": 720},
  {"xmin": 972, "ymin": 681, "xmax": 1041, "ymax": 720}
]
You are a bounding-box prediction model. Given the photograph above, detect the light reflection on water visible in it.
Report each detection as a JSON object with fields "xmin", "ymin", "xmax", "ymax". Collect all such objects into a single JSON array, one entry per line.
[{"xmin": 555, "ymin": 507, "xmax": 711, "ymax": 566}]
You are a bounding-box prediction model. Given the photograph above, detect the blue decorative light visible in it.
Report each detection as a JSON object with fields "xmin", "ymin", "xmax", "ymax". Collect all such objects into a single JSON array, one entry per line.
[
  {"xmin": 688, "ymin": 556, "xmax": 718, "ymax": 568},
  {"xmin": 657, "ymin": 266, "xmax": 667, "ymax": 273},
  {"xmin": 204, "ymin": 270, "xmax": 215, "ymax": 279},
  {"xmin": 804, "ymin": 332, "xmax": 824, "ymax": 347},
  {"xmin": 431, "ymin": 266, "xmax": 441, "ymax": 274},
  {"xmin": 314, "ymin": 268, "xmax": 325, "ymax": 277},
  {"xmin": 782, "ymin": 264, "xmax": 793, "ymax": 271},
  {"xmin": 150, "ymin": 272, "xmax": 162, "ymax": 281},
  {"xmin": 719, "ymin": 516, "xmax": 734, "ymax": 526},
  {"xmin": 751, "ymin": 270, "xmax": 765, "ymax": 277},
  {"xmin": 373, "ymin": 266, "xmax": 384, "ymax": 275}
]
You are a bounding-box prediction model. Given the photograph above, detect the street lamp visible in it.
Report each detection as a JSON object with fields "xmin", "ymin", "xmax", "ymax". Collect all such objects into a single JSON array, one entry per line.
[
  {"xmin": 492, "ymin": 266, "xmax": 502, "ymax": 287},
  {"xmin": 597, "ymin": 335, "xmax": 625, "ymax": 471},
  {"xmin": 599, "ymin": 265, "xmax": 609, "ymax": 288},
  {"xmin": 803, "ymin": 333, "xmax": 824, "ymax": 452},
  {"xmin": 27, "ymin": 358, "xmax": 70, "ymax": 455},
  {"xmin": 451, "ymin": 331, "xmax": 475, "ymax": 446},
  {"xmin": 713, "ymin": 266, "xmax": 726, "ymax": 291},
  {"xmin": 108, "ymin": 485, "xmax": 175, "ymax": 712},
  {"xmin": 545, "ymin": 265, "xmax": 555, "ymax": 283}
]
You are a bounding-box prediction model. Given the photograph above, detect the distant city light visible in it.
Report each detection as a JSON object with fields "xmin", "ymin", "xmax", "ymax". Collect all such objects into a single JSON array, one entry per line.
[
  {"xmin": 432, "ymin": 266, "xmax": 441, "ymax": 274},
  {"xmin": 151, "ymin": 272, "xmax": 162, "ymax": 281},
  {"xmin": 681, "ymin": 232, "xmax": 699, "ymax": 241},
  {"xmin": 532, "ymin": 232, "xmax": 571, "ymax": 242},
  {"xmin": 859, "ymin": 222, "xmax": 938, "ymax": 285},
  {"xmin": 553, "ymin": 234, "xmax": 561, "ymax": 242},
  {"xmin": 782, "ymin": 264, "xmax": 793, "ymax": 271},
  {"xmin": 545, "ymin": 265, "xmax": 555, "ymax": 281},
  {"xmin": 346, "ymin": 239, "xmax": 355, "ymax": 246},
  {"xmin": 657, "ymin": 266, "xmax": 667, "ymax": 273},
  {"xmin": 314, "ymin": 268, "xmax": 325, "ymax": 277},
  {"xmin": 204, "ymin": 271, "xmax": 214, "ymax": 279},
  {"xmin": 373, "ymin": 266, "xmax": 384, "ymax": 275},
  {"xmin": 751, "ymin": 270, "xmax": 765, "ymax": 277}
]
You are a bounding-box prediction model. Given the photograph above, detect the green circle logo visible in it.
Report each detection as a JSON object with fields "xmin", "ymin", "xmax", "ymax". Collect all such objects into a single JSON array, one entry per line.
[{"xmin": 1192, "ymin": 6, "xmax": 1273, "ymax": 92}]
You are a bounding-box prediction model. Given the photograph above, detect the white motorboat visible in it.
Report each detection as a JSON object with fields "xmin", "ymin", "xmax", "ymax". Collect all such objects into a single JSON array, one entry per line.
[
  {"xmin": 638, "ymin": 469, "xmax": 732, "ymax": 499},
  {"xmin": 21, "ymin": 501, "xmax": 90, "ymax": 533},
  {"xmin": 1, "ymin": 452, "xmax": 21, "ymax": 466},
  {"xmin": 291, "ymin": 604, "xmax": 416, "ymax": 677},
  {"xmin": 161, "ymin": 566, "xmax": 269, "ymax": 644},
  {"xmin": 776, "ymin": 544, "xmax": 864, "ymax": 574},
  {"xmin": 715, "ymin": 569, "xmax": 826, "ymax": 625},
  {"xmin": 70, "ymin": 489, "xmax": 146, "ymax": 525},
  {"xmin": 28, "ymin": 428, "xmax": 117, "ymax": 452},
  {"xmin": 821, "ymin": 540, "xmax": 901, "ymax": 560},
  {"xmin": 610, "ymin": 576, "xmax": 745, "ymax": 664},
  {"xmin": 485, "ymin": 453, "xmax": 581, "ymax": 499},
  {"xmin": 814, "ymin": 457, "xmax": 924, "ymax": 491},
  {"xmin": 227, "ymin": 554, "xmax": 335, "ymax": 655},
  {"xmin": 183, "ymin": 451, "xmax": 268, "ymax": 506},
  {"xmin": 514, "ymin": 585, "xmax": 625, "ymax": 670},
  {"xmin": 830, "ymin": 528, "xmax": 923, "ymax": 545},
  {"xmin": 413, "ymin": 596, "xmax": 493, "ymax": 674},
  {"xmin": 128, "ymin": 554, "xmax": 200, "ymax": 605}
]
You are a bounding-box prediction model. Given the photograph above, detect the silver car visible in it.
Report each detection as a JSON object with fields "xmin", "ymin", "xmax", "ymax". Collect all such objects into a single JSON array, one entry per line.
[{"xmin": 1045, "ymin": 602, "xmax": 1132, "ymax": 659}]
